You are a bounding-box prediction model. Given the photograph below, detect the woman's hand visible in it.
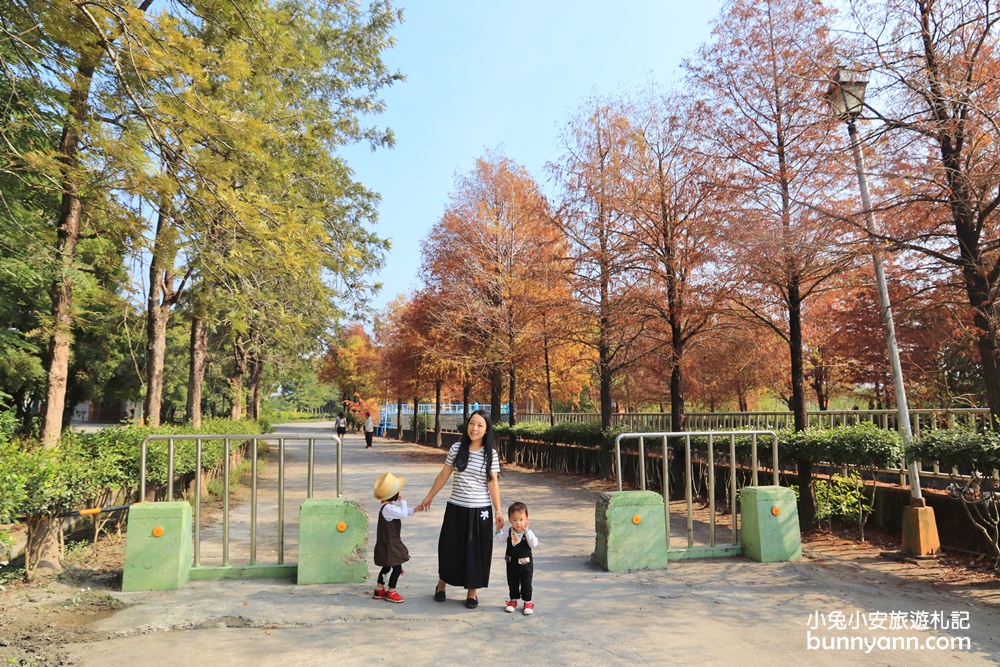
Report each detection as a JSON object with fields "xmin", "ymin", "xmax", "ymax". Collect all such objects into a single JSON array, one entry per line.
[{"xmin": 494, "ymin": 511, "xmax": 504, "ymax": 531}]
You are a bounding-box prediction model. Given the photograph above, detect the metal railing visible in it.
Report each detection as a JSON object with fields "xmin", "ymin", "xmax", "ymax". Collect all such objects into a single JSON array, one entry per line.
[
  {"xmin": 139, "ymin": 433, "xmax": 341, "ymax": 571},
  {"xmin": 614, "ymin": 430, "xmax": 780, "ymax": 558},
  {"xmin": 524, "ymin": 408, "xmax": 990, "ymax": 434}
]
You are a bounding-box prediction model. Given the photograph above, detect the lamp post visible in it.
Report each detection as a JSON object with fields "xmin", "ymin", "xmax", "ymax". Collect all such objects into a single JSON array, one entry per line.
[
  {"xmin": 825, "ymin": 69, "xmax": 918, "ymax": 496},
  {"xmin": 826, "ymin": 67, "xmax": 938, "ymax": 555}
]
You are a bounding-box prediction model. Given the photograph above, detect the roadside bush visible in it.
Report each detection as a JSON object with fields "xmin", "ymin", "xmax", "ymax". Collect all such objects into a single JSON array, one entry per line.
[
  {"xmin": 908, "ymin": 428, "xmax": 1000, "ymax": 566},
  {"xmin": 0, "ymin": 409, "xmax": 18, "ymax": 444},
  {"xmin": 1, "ymin": 419, "xmax": 265, "ymax": 525},
  {"xmin": 813, "ymin": 472, "xmax": 872, "ymax": 530},
  {"xmin": 906, "ymin": 427, "xmax": 1000, "ymax": 472},
  {"xmin": 0, "ymin": 438, "xmax": 103, "ymax": 523},
  {"xmin": 498, "ymin": 420, "xmax": 605, "ymax": 448}
]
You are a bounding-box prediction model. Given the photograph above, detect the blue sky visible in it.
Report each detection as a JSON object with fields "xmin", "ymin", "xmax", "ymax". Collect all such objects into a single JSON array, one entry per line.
[{"xmin": 342, "ymin": 1, "xmax": 724, "ymax": 313}]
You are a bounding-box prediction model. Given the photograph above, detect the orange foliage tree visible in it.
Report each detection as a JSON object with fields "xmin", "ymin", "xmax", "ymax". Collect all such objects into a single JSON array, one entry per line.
[
  {"xmin": 686, "ymin": 316, "xmax": 788, "ymax": 412},
  {"xmin": 550, "ymin": 99, "xmax": 650, "ymax": 436},
  {"xmin": 687, "ymin": 0, "xmax": 857, "ymax": 527},
  {"xmin": 847, "ymin": 0, "xmax": 1000, "ymax": 425},
  {"xmin": 319, "ymin": 322, "xmax": 379, "ymax": 419},
  {"xmin": 615, "ymin": 88, "xmax": 731, "ymax": 431},
  {"xmin": 373, "ymin": 293, "xmax": 441, "ymax": 439},
  {"xmin": 420, "ymin": 150, "xmax": 569, "ymax": 431}
]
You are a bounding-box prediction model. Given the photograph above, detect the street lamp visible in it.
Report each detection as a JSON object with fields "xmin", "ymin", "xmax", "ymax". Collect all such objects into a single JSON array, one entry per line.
[
  {"xmin": 825, "ymin": 69, "xmax": 915, "ymax": 487},
  {"xmin": 826, "ymin": 66, "xmax": 938, "ymax": 555}
]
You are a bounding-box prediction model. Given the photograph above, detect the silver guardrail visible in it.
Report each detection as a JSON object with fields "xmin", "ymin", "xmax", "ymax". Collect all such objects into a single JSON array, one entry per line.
[
  {"xmin": 614, "ymin": 430, "xmax": 779, "ymax": 554},
  {"xmin": 139, "ymin": 433, "xmax": 341, "ymax": 568}
]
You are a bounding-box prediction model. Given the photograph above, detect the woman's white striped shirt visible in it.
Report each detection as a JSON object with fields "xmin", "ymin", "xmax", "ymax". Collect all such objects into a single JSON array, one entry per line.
[{"xmin": 445, "ymin": 442, "xmax": 499, "ymax": 508}]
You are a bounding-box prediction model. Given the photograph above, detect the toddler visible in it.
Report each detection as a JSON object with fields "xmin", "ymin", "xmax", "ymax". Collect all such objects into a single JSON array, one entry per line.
[
  {"xmin": 495, "ymin": 501, "xmax": 538, "ymax": 615},
  {"xmin": 372, "ymin": 472, "xmax": 422, "ymax": 603}
]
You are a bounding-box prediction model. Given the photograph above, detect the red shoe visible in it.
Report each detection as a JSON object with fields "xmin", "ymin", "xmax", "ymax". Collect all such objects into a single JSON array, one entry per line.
[
  {"xmin": 523, "ymin": 602, "xmax": 535, "ymax": 615},
  {"xmin": 373, "ymin": 588, "xmax": 387, "ymax": 600},
  {"xmin": 385, "ymin": 590, "xmax": 405, "ymax": 603},
  {"xmin": 504, "ymin": 600, "xmax": 518, "ymax": 613}
]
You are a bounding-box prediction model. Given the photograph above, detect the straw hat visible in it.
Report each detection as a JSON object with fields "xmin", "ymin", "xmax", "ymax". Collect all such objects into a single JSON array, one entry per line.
[{"xmin": 373, "ymin": 472, "xmax": 406, "ymax": 501}]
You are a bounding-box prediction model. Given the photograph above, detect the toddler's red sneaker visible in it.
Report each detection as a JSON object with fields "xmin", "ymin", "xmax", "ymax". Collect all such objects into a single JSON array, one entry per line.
[
  {"xmin": 373, "ymin": 588, "xmax": 387, "ymax": 600},
  {"xmin": 385, "ymin": 590, "xmax": 405, "ymax": 603},
  {"xmin": 504, "ymin": 600, "xmax": 518, "ymax": 613}
]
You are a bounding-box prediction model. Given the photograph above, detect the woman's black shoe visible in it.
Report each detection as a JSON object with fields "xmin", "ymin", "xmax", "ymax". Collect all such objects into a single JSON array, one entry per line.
[
  {"xmin": 465, "ymin": 596, "xmax": 478, "ymax": 609},
  {"xmin": 434, "ymin": 589, "xmax": 446, "ymax": 602}
]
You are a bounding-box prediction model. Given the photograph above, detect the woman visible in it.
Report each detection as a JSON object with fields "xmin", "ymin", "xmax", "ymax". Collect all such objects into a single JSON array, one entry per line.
[{"xmin": 417, "ymin": 409, "xmax": 503, "ymax": 608}]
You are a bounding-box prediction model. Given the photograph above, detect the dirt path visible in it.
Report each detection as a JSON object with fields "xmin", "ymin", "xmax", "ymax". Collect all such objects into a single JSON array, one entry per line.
[{"xmin": 2, "ymin": 423, "xmax": 1000, "ymax": 666}]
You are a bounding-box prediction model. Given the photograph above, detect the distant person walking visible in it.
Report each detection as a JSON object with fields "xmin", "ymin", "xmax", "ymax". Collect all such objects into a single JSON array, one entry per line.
[
  {"xmin": 364, "ymin": 411, "xmax": 375, "ymax": 448},
  {"xmin": 335, "ymin": 412, "xmax": 348, "ymax": 441},
  {"xmin": 417, "ymin": 409, "xmax": 502, "ymax": 609}
]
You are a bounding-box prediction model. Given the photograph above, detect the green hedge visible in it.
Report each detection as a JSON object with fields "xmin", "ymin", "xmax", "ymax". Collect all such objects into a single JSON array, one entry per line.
[
  {"xmin": 779, "ymin": 423, "xmax": 903, "ymax": 467},
  {"xmin": 906, "ymin": 428, "xmax": 1000, "ymax": 472},
  {"xmin": 497, "ymin": 420, "xmax": 903, "ymax": 469},
  {"xmin": 0, "ymin": 418, "xmax": 264, "ymax": 523},
  {"xmin": 497, "ymin": 420, "xmax": 607, "ymax": 448}
]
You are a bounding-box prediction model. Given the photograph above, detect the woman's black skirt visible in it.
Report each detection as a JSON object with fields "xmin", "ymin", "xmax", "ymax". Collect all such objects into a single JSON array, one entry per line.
[{"xmin": 438, "ymin": 502, "xmax": 494, "ymax": 589}]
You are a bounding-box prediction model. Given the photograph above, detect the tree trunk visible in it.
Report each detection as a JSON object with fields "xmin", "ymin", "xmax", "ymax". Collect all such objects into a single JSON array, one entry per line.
[
  {"xmin": 489, "ymin": 366, "xmax": 503, "ymax": 425},
  {"xmin": 143, "ymin": 199, "xmax": 185, "ymax": 428},
  {"xmin": 229, "ymin": 336, "xmax": 247, "ymax": 421},
  {"xmin": 143, "ymin": 295, "xmax": 169, "ymax": 428},
  {"xmin": 462, "ymin": 379, "xmax": 472, "ymax": 424},
  {"xmin": 186, "ymin": 316, "xmax": 208, "ymax": 429},
  {"xmin": 247, "ymin": 352, "xmax": 263, "ymax": 421},
  {"xmin": 396, "ymin": 397, "xmax": 403, "ymax": 439},
  {"xmin": 25, "ymin": 515, "xmax": 61, "ymax": 580},
  {"xmin": 796, "ymin": 459, "xmax": 816, "ymax": 532},
  {"xmin": 507, "ymin": 363, "xmax": 517, "ymax": 428},
  {"xmin": 668, "ymin": 347, "xmax": 687, "ymax": 500},
  {"xmin": 434, "ymin": 379, "xmax": 442, "ymax": 447},
  {"xmin": 915, "ymin": 0, "xmax": 1000, "ymax": 428},
  {"xmin": 412, "ymin": 396, "xmax": 419, "ymax": 443},
  {"xmin": 598, "ymin": 331, "xmax": 613, "ymax": 434},
  {"xmin": 543, "ymin": 331, "xmax": 555, "ymax": 426},
  {"xmin": 507, "ymin": 361, "xmax": 517, "ymax": 464},
  {"xmin": 788, "ymin": 283, "xmax": 816, "ymax": 529},
  {"xmin": 41, "ymin": 51, "xmax": 100, "ymax": 450},
  {"xmin": 960, "ymin": 234, "xmax": 1000, "ymax": 426},
  {"xmin": 229, "ymin": 375, "xmax": 243, "ymax": 421}
]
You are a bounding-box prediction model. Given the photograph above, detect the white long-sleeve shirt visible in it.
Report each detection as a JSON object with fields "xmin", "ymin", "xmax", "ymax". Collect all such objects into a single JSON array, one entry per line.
[
  {"xmin": 495, "ymin": 525, "xmax": 538, "ymax": 548},
  {"xmin": 380, "ymin": 499, "xmax": 415, "ymax": 522}
]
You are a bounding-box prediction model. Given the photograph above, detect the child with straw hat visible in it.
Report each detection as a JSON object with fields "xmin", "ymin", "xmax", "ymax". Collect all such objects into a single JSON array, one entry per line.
[{"xmin": 372, "ymin": 472, "xmax": 423, "ymax": 603}]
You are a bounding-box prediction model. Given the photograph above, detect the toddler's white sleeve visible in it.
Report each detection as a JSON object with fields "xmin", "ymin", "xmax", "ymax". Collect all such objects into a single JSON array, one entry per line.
[{"xmin": 381, "ymin": 500, "xmax": 414, "ymax": 522}]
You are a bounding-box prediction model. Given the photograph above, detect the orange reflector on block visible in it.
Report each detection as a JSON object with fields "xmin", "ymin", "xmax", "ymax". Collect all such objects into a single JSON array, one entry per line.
[
  {"xmin": 336, "ymin": 521, "xmax": 348, "ymax": 532},
  {"xmin": 632, "ymin": 514, "xmax": 642, "ymax": 525},
  {"xmin": 771, "ymin": 506, "xmax": 781, "ymax": 516},
  {"xmin": 152, "ymin": 526, "xmax": 164, "ymax": 537}
]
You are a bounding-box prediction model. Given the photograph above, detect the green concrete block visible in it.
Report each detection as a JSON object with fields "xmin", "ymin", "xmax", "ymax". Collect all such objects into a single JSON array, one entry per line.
[
  {"xmin": 592, "ymin": 490, "xmax": 668, "ymax": 572},
  {"xmin": 122, "ymin": 501, "xmax": 192, "ymax": 591},
  {"xmin": 297, "ymin": 498, "xmax": 368, "ymax": 585},
  {"xmin": 741, "ymin": 486, "xmax": 802, "ymax": 562}
]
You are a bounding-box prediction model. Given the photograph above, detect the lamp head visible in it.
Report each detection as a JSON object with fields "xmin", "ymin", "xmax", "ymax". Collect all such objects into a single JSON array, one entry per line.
[{"xmin": 826, "ymin": 67, "xmax": 869, "ymax": 120}]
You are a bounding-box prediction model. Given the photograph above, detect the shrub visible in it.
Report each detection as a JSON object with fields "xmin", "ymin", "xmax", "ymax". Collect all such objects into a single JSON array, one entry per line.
[
  {"xmin": 907, "ymin": 428, "xmax": 1000, "ymax": 566},
  {"xmin": 906, "ymin": 427, "xmax": 1000, "ymax": 472},
  {"xmin": 813, "ymin": 472, "xmax": 872, "ymax": 530},
  {"xmin": 0, "ymin": 439, "xmax": 103, "ymax": 522},
  {"xmin": 1, "ymin": 419, "xmax": 265, "ymax": 524}
]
